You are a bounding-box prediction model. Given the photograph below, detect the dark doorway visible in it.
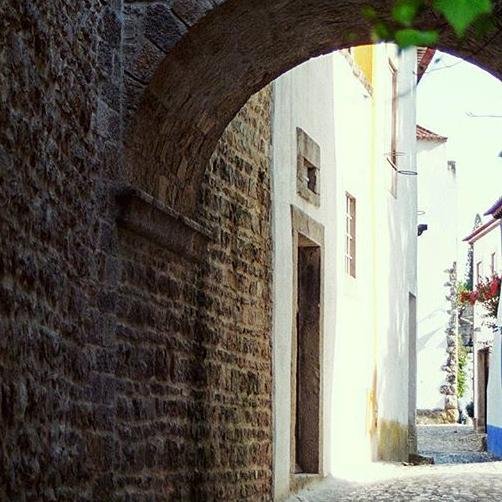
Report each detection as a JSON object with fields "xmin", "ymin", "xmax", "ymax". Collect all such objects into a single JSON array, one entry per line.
[
  {"xmin": 476, "ymin": 348, "xmax": 490, "ymax": 433},
  {"xmin": 294, "ymin": 236, "xmax": 321, "ymax": 474}
]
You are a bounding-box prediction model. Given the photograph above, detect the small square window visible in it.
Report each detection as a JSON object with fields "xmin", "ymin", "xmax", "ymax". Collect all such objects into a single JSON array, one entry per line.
[
  {"xmin": 306, "ymin": 161, "xmax": 317, "ymax": 192},
  {"xmin": 297, "ymin": 128, "xmax": 321, "ymax": 206}
]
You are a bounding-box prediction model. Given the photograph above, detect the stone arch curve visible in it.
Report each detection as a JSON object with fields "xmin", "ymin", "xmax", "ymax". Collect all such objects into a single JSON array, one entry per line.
[{"xmin": 125, "ymin": 0, "xmax": 502, "ymax": 216}]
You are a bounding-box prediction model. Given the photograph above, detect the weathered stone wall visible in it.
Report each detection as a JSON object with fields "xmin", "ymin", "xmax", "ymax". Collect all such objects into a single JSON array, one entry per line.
[
  {"xmin": 1, "ymin": 1, "xmax": 124, "ymax": 499},
  {"xmin": 440, "ymin": 264, "xmax": 459, "ymax": 422},
  {"xmin": 197, "ymin": 86, "xmax": 273, "ymax": 498},
  {"xmin": 0, "ymin": 0, "xmax": 273, "ymax": 496},
  {"xmin": 417, "ymin": 264, "xmax": 460, "ymax": 425},
  {"xmin": 113, "ymin": 87, "xmax": 273, "ymax": 499}
]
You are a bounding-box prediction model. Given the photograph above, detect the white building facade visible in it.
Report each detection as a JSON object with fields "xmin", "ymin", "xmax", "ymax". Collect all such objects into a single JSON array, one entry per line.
[
  {"xmin": 416, "ymin": 127, "xmax": 465, "ymax": 419},
  {"xmin": 464, "ymin": 199, "xmax": 502, "ymax": 455},
  {"xmin": 270, "ymin": 45, "xmax": 418, "ymax": 499}
]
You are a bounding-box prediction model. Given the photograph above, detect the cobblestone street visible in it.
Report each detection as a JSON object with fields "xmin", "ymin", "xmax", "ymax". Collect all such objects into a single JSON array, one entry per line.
[
  {"xmin": 418, "ymin": 425, "xmax": 500, "ymax": 464},
  {"xmin": 289, "ymin": 426, "xmax": 502, "ymax": 501}
]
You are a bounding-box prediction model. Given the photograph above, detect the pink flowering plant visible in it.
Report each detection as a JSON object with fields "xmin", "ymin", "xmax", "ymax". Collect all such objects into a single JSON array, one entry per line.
[{"xmin": 458, "ymin": 274, "xmax": 501, "ymax": 329}]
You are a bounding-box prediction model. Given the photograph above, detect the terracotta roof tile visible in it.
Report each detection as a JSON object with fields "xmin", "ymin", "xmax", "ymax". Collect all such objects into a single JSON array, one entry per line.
[
  {"xmin": 416, "ymin": 125, "xmax": 448, "ymax": 142},
  {"xmin": 417, "ymin": 47, "xmax": 436, "ymax": 83}
]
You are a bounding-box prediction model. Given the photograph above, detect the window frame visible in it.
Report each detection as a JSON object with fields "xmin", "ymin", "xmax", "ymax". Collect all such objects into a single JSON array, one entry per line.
[{"xmin": 476, "ymin": 260, "xmax": 483, "ymax": 284}]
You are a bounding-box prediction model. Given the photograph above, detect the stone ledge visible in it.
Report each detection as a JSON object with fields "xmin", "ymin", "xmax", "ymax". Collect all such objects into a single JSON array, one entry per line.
[
  {"xmin": 417, "ymin": 409, "xmax": 458, "ymax": 425},
  {"xmin": 290, "ymin": 473, "xmax": 325, "ymax": 495},
  {"xmin": 116, "ymin": 187, "xmax": 213, "ymax": 262}
]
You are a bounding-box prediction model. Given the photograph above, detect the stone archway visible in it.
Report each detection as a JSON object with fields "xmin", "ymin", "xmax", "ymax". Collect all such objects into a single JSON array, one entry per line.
[
  {"xmin": 119, "ymin": 4, "xmax": 502, "ymax": 497},
  {"xmin": 1, "ymin": 1, "xmax": 501, "ymax": 500},
  {"xmin": 124, "ymin": 0, "xmax": 502, "ymax": 216}
]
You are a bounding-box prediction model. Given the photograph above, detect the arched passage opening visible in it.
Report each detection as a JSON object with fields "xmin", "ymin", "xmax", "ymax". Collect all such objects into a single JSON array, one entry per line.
[
  {"xmin": 119, "ymin": 1, "xmax": 502, "ymax": 499},
  {"xmin": 2, "ymin": 2, "xmax": 502, "ymax": 500}
]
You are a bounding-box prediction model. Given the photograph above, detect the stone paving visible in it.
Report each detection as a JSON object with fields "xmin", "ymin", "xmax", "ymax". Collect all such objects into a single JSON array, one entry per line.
[
  {"xmin": 288, "ymin": 425, "xmax": 502, "ymax": 501},
  {"xmin": 418, "ymin": 424, "xmax": 500, "ymax": 464}
]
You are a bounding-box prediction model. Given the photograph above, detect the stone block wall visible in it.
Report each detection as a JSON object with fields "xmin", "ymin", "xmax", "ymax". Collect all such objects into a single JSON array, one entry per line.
[
  {"xmin": 417, "ymin": 264, "xmax": 459, "ymax": 426},
  {"xmin": 1, "ymin": 1, "xmax": 124, "ymax": 499},
  {"xmin": 440, "ymin": 264, "xmax": 459, "ymax": 421},
  {"xmin": 112, "ymin": 87, "xmax": 273, "ymax": 499},
  {"xmin": 0, "ymin": 0, "xmax": 273, "ymax": 497}
]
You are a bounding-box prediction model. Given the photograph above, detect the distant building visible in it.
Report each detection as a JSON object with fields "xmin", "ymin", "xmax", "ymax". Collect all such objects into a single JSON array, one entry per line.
[
  {"xmin": 416, "ymin": 125, "xmax": 466, "ymax": 422},
  {"xmin": 464, "ymin": 197, "xmax": 502, "ymax": 455}
]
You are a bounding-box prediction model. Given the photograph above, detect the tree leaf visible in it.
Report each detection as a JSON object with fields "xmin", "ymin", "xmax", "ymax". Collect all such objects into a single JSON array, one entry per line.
[
  {"xmin": 372, "ymin": 22, "xmax": 392, "ymax": 41},
  {"xmin": 433, "ymin": 0, "xmax": 492, "ymax": 37},
  {"xmin": 362, "ymin": 5, "xmax": 378, "ymax": 20},
  {"xmin": 395, "ymin": 28, "xmax": 439, "ymax": 48},
  {"xmin": 392, "ymin": 0, "xmax": 423, "ymax": 26}
]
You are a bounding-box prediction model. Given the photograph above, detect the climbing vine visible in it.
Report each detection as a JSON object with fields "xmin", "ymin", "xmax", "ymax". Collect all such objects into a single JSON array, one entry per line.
[
  {"xmin": 365, "ymin": 0, "xmax": 496, "ymax": 48},
  {"xmin": 457, "ymin": 342, "xmax": 468, "ymax": 399}
]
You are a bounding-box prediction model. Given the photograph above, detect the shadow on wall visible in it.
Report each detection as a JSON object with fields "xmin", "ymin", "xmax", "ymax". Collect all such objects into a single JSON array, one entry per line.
[
  {"xmin": 96, "ymin": 88, "xmax": 273, "ymax": 499},
  {"xmin": 416, "ymin": 324, "xmax": 444, "ymax": 352}
]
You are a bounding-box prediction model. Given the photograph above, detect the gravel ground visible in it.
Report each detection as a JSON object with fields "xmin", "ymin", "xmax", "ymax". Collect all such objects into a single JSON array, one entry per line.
[
  {"xmin": 288, "ymin": 463, "xmax": 502, "ymax": 501},
  {"xmin": 288, "ymin": 425, "xmax": 502, "ymax": 501}
]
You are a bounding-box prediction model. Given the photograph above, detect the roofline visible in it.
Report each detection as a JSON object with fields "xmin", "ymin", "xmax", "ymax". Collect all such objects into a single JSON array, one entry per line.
[
  {"xmin": 416, "ymin": 124, "xmax": 448, "ymax": 143},
  {"xmin": 463, "ymin": 218, "xmax": 501, "ymax": 243},
  {"xmin": 484, "ymin": 197, "xmax": 502, "ymax": 219},
  {"xmin": 417, "ymin": 48, "xmax": 436, "ymax": 83}
]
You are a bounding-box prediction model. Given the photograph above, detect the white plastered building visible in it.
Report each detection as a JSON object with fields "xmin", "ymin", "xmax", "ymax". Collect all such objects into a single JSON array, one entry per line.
[
  {"xmin": 464, "ymin": 198, "xmax": 502, "ymax": 454},
  {"xmin": 270, "ymin": 45, "xmax": 418, "ymax": 499}
]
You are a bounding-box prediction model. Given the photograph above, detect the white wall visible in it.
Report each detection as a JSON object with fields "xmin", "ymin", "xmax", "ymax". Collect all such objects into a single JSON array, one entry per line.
[
  {"xmin": 271, "ymin": 53, "xmax": 337, "ymax": 500},
  {"xmin": 488, "ymin": 333, "xmax": 502, "ymax": 430},
  {"xmin": 472, "ymin": 221, "xmax": 502, "ymax": 432},
  {"xmin": 416, "ymin": 140, "xmax": 458, "ymax": 410},
  {"xmin": 473, "ymin": 221, "xmax": 501, "ymax": 345},
  {"xmin": 328, "ymin": 50, "xmax": 374, "ymax": 471},
  {"xmin": 271, "ymin": 44, "xmax": 418, "ymax": 499},
  {"xmin": 371, "ymin": 45, "xmax": 418, "ymax": 444},
  {"xmin": 490, "ymin": 222, "xmax": 502, "ymax": 434}
]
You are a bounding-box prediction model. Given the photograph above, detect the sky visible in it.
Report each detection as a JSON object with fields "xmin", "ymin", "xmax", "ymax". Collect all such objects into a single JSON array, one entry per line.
[{"xmin": 416, "ymin": 51, "xmax": 502, "ymax": 274}]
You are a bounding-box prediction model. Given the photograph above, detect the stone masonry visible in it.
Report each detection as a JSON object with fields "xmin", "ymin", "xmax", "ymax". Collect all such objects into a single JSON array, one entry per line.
[
  {"xmin": 126, "ymin": 0, "xmax": 502, "ymax": 219},
  {"xmin": 440, "ymin": 263, "xmax": 460, "ymax": 421},
  {"xmin": 1, "ymin": 1, "xmax": 125, "ymax": 499},
  {"xmin": 0, "ymin": 0, "xmax": 273, "ymax": 493},
  {"xmin": 111, "ymin": 87, "xmax": 273, "ymax": 499},
  {"xmin": 1, "ymin": 0, "xmax": 502, "ymax": 500},
  {"xmin": 417, "ymin": 264, "xmax": 459, "ymax": 425}
]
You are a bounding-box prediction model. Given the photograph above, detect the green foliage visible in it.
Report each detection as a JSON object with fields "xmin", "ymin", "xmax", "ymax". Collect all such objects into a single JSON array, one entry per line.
[
  {"xmin": 395, "ymin": 28, "xmax": 439, "ymax": 47},
  {"xmin": 456, "ymin": 281, "xmax": 470, "ymax": 308},
  {"xmin": 457, "ymin": 342, "xmax": 468, "ymax": 399},
  {"xmin": 465, "ymin": 245, "xmax": 474, "ymax": 291},
  {"xmin": 433, "ymin": 0, "xmax": 492, "ymax": 37},
  {"xmin": 392, "ymin": 0, "xmax": 422, "ymax": 26},
  {"xmin": 365, "ymin": 0, "xmax": 494, "ymax": 48}
]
